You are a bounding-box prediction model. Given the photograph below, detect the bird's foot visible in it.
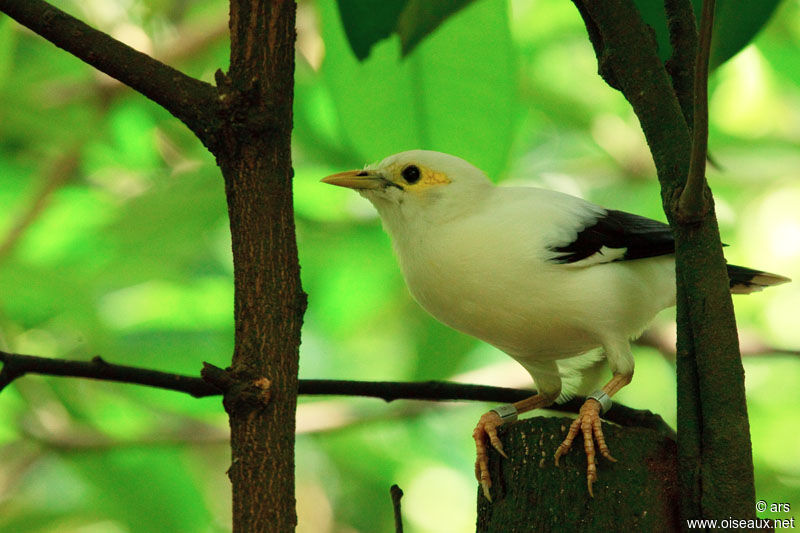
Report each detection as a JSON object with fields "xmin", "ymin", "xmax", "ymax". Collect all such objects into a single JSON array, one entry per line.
[
  {"xmin": 554, "ymin": 399, "xmax": 616, "ymax": 497},
  {"xmin": 473, "ymin": 410, "xmax": 509, "ymax": 502}
]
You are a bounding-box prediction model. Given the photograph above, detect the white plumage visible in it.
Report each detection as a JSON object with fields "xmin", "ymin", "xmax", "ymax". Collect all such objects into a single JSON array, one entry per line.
[{"xmin": 322, "ymin": 149, "xmax": 789, "ymax": 498}]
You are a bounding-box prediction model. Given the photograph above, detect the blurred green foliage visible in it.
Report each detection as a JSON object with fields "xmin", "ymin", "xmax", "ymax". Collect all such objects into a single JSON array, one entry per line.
[
  {"xmin": 1, "ymin": 0, "xmax": 799, "ymax": 532},
  {"xmin": 338, "ymin": 0, "xmax": 783, "ymax": 68},
  {"xmin": 632, "ymin": 0, "xmax": 782, "ymax": 67}
]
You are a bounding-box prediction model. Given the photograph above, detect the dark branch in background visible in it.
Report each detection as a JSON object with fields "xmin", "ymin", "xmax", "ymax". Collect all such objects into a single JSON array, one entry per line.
[
  {"xmin": 0, "ymin": 351, "xmax": 675, "ymax": 439},
  {"xmin": 0, "ymin": 147, "xmax": 80, "ymax": 263},
  {"xmin": 636, "ymin": 326, "xmax": 800, "ymax": 360},
  {"xmin": 676, "ymin": 0, "xmax": 715, "ymax": 222},
  {"xmin": 390, "ymin": 485, "xmax": 404, "ymax": 533},
  {"xmin": 0, "ymin": 0, "xmax": 219, "ymax": 148}
]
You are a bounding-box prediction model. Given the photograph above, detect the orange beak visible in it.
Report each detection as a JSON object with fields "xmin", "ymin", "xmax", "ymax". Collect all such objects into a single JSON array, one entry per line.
[{"xmin": 321, "ymin": 169, "xmax": 384, "ymax": 190}]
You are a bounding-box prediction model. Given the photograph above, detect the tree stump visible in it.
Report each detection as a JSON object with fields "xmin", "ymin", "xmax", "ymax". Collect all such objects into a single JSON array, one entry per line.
[{"xmin": 477, "ymin": 416, "xmax": 678, "ymax": 532}]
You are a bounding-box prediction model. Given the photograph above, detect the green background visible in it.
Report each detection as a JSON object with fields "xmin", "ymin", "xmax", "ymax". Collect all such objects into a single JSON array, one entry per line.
[{"xmin": 1, "ymin": 1, "xmax": 799, "ymax": 531}]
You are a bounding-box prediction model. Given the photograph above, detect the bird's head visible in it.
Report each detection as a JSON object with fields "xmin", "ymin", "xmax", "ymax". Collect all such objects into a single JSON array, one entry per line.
[{"xmin": 321, "ymin": 150, "xmax": 492, "ymax": 228}]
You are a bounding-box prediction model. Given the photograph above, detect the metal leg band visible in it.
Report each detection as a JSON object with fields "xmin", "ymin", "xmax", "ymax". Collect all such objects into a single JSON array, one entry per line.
[
  {"xmin": 587, "ymin": 390, "xmax": 612, "ymax": 414},
  {"xmin": 491, "ymin": 403, "xmax": 519, "ymax": 422}
]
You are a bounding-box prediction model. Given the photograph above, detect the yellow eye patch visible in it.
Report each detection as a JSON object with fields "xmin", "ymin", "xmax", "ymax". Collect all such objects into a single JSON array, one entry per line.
[
  {"xmin": 387, "ymin": 163, "xmax": 451, "ymax": 190},
  {"xmin": 423, "ymin": 170, "xmax": 451, "ymax": 186}
]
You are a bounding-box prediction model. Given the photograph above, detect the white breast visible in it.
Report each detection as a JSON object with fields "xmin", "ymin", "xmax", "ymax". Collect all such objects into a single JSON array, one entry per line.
[{"xmin": 384, "ymin": 187, "xmax": 676, "ymax": 361}]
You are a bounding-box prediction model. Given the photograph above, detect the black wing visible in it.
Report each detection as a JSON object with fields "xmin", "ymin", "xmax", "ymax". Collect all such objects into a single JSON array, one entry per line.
[{"xmin": 549, "ymin": 209, "xmax": 675, "ymax": 264}]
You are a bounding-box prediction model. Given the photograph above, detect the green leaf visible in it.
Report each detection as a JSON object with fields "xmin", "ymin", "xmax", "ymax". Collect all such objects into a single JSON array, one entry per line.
[
  {"xmin": 318, "ymin": 0, "xmax": 518, "ymax": 178},
  {"xmin": 707, "ymin": 0, "xmax": 782, "ymax": 69},
  {"xmin": 630, "ymin": 0, "xmax": 673, "ymax": 61},
  {"xmin": 0, "ymin": 16, "xmax": 17, "ymax": 85},
  {"xmin": 632, "ymin": 0, "xmax": 782, "ymax": 68},
  {"xmin": 396, "ymin": 0, "xmax": 479, "ymax": 57},
  {"xmin": 102, "ymin": 165, "xmax": 228, "ymax": 286},
  {"xmin": 72, "ymin": 448, "xmax": 213, "ymax": 533},
  {"xmin": 338, "ymin": 0, "xmax": 782, "ymax": 69},
  {"xmin": 335, "ymin": 0, "xmax": 480, "ymax": 60},
  {"xmin": 335, "ymin": 0, "xmax": 408, "ymax": 60}
]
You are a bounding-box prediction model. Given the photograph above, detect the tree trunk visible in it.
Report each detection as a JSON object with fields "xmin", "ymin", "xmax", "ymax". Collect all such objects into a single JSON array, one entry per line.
[
  {"xmin": 212, "ymin": 2, "xmax": 305, "ymax": 531},
  {"xmin": 476, "ymin": 417, "xmax": 679, "ymax": 532},
  {"xmin": 570, "ymin": 0, "xmax": 756, "ymax": 523}
]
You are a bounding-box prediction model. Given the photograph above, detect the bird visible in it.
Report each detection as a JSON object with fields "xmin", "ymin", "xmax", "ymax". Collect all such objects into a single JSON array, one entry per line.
[{"xmin": 321, "ymin": 149, "xmax": 790, "ymax": 500}]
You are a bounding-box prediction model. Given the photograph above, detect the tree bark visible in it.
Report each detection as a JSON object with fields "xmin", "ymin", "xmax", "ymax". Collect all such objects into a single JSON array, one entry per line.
[
  {"xmin": 477, "ymin": 417, "xmax": 679, "ymax": 532},
  {"xmin": 569, "ymin": 0, "xmax": 756, "ymax": 524},
  {"xmin": 207, "ymin": 1, "xmax": 305, "ymax": 532}
]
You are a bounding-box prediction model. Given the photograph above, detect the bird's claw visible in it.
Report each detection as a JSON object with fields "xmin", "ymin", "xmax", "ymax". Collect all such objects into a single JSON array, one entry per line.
[
  {"xmin": 481, "ymin": 480, "xmax": 492, "ymax": 502},
  {"xmin": 473, "ymin": 410, "xmax": 509, "ymax": 501},
  {"xmin": 554, "ymin": 398, "xmax": 616, "ymax": 497}
]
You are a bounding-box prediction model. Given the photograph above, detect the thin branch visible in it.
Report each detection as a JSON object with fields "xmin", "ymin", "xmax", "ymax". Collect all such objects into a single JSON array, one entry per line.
[
  {"xmin": 390, "ymin": 485, "xmax": 404, "ymax": 533},
  {"xmin": 0, "ymin": 351, "xmax": 220, "ymax": 397},
  {"xmin": 0, "ymin": 444, "xmax": 45, "ymax": 500},
  {"xmin": 635, "ymin": 326, "xmax": 800, "ymax": 360},
  {"xmin": 0, "ymin": 146, "xmax": 80, "ymax": 263},
  {"xmin": 303, "ymin": 379, "xmax": 675, "ymax": 438},
  {"xmin": 0, "ymin": 0, "xmax": 219, "ymax": 147},
  {"xmin": 676, "ymin": 0, "xmax": 715, "ymax": 222},
  {"xmin": 0, "ymin": 351, "xmax": 674, "ymax": 438},
  {"xmin": 0, "ymin": 14, "xmax": 230, "ymax": 265},
  {"xmin": 88, "ymin": 15, "xmax": 229, "ymax": 103},
  {"xmin": 20, "ymin": 418, "xmax": 229, "ymax": 451}
]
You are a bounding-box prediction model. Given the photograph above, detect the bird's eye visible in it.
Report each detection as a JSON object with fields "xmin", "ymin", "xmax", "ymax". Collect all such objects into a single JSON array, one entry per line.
[{"xmin": 402, "ymin": 165, "xmax": 421, "ymax": 184}]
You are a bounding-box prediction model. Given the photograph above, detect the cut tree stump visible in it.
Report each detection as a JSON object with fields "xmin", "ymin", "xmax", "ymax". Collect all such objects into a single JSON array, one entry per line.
[{"xmin": 476, "ymin": 416, "xmax": 678, "ymax": 532}]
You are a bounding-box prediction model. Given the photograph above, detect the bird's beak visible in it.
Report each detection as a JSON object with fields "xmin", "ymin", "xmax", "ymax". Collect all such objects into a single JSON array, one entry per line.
[{"xmin": 321, "ymin": 170, "xmax": 385, "ymax": 190}]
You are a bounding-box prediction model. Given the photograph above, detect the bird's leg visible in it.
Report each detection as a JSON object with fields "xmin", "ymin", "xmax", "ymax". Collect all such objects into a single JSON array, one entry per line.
[
  {"xmin": 473, "ymin": 392, "xmax": 554, "ymax": 501},
  {"xmin": 554, "ymin": 372, "xmax": 631, "ymax": 497}
]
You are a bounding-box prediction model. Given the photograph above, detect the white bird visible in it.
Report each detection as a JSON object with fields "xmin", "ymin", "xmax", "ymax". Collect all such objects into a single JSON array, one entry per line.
[{"xmin": 321, "ymin": 150, "xmax": 789, "ymax": 500}]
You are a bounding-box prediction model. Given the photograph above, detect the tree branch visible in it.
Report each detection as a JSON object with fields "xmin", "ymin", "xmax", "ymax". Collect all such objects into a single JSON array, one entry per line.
[
  {"xmin": 0, "ymin": 351, "xmax": 220, "ymax": 397},
  {"xmin": 0, "ymin": 146, "xmax": 80, "ymax": 263},
  {"xmin": 636, "ymin": 326, "xmax": 800, "ymax": 360},
  {"xmin": 572, "ymin": 0, "xmax": 755, "ymax": 522},
  {"xmin": 0, "ymin": 0, "xmax": 220, "ymax": 149},
  {"xmin": 0, "ymin": 351, "xmax": 674, "ymax": 439},
  {"xmin": 390, "ymin": 485, "xmax": 405, "ymax": 533},
  {"xmin": 664, "ymin": 0, "xmax": 697, "ymax": 128},
  {"xmin": 676, "ymin": 0, "xmax": 714, "ymax": 223}
]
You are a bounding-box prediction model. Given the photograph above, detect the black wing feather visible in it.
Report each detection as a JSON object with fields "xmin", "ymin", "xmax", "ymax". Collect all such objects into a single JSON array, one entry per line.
[{"xmin": 549, "ymin": 209, "xmax": 675, "ymax": 264}]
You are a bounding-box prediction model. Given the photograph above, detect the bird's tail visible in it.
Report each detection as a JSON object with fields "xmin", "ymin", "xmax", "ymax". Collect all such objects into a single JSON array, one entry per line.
[{"xmin": 727, "ymin": 264, "xmax": 791, "ymax": 294}]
